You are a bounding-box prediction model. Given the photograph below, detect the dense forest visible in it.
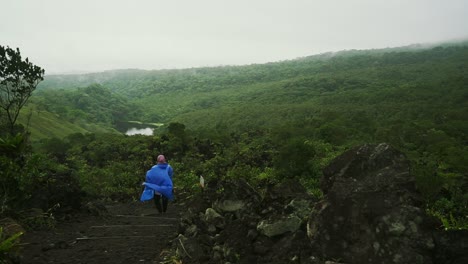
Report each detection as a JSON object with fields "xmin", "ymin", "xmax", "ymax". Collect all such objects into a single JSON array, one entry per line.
[{"xmin": 1, "ymin": 42, "xmax": 467, "ymax": 259}]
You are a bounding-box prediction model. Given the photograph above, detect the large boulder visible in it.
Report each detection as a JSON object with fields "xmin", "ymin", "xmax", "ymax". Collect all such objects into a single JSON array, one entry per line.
[{"xmin": 308, "ymin": 143, "xmax": 436, "ymax": 264}]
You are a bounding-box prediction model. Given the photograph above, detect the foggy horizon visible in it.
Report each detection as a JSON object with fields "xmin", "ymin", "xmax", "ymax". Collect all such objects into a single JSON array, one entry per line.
[
  {"xmin": 41, "ymin": 37, "xmax": 468, "ymax": 76},
  {"xmin": 2, "ymin": 0, "xmax": 468, "ymax": 75}
]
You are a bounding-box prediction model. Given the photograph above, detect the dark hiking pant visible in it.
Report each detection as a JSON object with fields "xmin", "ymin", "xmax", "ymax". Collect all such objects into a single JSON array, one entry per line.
[{"xmin": 154, "ymin": 194, "xmax": 168, "ymax": 213}]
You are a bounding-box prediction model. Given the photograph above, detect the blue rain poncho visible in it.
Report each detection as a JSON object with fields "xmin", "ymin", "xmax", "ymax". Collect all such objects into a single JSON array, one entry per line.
[{"xmin": 140, "ymin": 163, "xmax": 174, "ymax": 201}]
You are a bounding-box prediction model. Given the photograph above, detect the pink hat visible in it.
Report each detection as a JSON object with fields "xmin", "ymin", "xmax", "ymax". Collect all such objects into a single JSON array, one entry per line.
[{"xmin": 157, "ymin": 154, "xmax": 166, "ymax": 163}]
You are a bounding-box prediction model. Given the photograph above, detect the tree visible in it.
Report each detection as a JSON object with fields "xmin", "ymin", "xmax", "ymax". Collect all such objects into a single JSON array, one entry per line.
[{"xmin": 0, "ymin": 46, "xmax": 45, "ymax": 134}]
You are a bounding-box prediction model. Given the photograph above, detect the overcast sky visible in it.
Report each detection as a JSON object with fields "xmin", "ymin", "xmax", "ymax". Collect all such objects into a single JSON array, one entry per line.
[{"xmin": 2, "ymin": 0, "xmax": 467, "ymax": 74}]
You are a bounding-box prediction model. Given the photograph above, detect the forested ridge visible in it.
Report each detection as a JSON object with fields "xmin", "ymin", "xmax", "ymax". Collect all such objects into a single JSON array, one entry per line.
[
  {"xmin": 37, "ymin": 43, "xmax": 468, "ymax": 128},
  {"xmin": 1, "ymin": 41, "xmax": 467, "ymax": 262}
]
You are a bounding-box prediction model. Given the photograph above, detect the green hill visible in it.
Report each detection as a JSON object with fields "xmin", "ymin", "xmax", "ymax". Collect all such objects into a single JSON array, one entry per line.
[
  {"xmin": 33, "ymin": 40, "xmax": 468, "ymax": 170},
  {"xmin": 18, "ymin": 104, "xmax": 90, "ymax": 141},
  {"xmin": 37, "ymin": 42, "xmax": 468, "ymax": 132},
  {"xmin": 25, "ymin": 83, "xmax": 143, "ymax": 140},
  {"xmin": 18, "ymin": 103, "xmax": 122, "ymax": 142},
  {"xmin": 32, "ymin": 42, "xmax": 468, "ymax": 178}
]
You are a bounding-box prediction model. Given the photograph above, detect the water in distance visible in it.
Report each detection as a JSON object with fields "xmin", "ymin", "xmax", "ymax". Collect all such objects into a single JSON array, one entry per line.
[{"xmin": 125, "ymin": 127, "xmax": 154, "ymax": 136}]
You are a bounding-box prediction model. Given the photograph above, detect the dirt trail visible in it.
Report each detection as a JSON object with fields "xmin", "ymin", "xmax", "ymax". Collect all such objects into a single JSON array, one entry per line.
[{"xmin": 21, "ymin": 201, "xmax": 181, "ymax": 264}]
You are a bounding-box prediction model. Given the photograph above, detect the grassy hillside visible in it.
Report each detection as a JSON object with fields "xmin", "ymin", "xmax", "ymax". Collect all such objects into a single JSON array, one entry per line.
[
  {"xmin": 26, "ymin": 83, "xmax": 143, "ymax": 138},
  {"xmin": 18, "ymin": 105, "xmax": 90, "ymax": 140},
  {"xmin": 17, "ymin": 104, "xmax": 119, "ymax": 142}
]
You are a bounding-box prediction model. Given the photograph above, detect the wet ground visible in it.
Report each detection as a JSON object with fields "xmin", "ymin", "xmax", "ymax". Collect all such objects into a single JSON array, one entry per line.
[{"xmin": 20, "ymin": 201, "xmax": 181, "ymax": 264}]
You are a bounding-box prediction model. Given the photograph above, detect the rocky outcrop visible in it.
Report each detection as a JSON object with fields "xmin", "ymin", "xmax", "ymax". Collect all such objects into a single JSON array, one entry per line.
[
  {"xmin": 175, "ymin": 179, "xmax": 317, "ymax": 263},
  {"xmin": 307, "ymin": 143, "xmax": 462, "ymax": 264},
  {"xmin": 171, "ymin": 143, "xmax": 467, "ymax": 263}
]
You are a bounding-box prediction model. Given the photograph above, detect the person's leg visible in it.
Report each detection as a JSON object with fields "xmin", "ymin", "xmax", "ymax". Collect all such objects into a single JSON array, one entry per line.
[
  {"xmin": 154, "ymin": 194, "xmax": 163, "ymax": 213},
  {"xmin": 162, "ymin": 196, "xmax": 168, "ymax": 213}
]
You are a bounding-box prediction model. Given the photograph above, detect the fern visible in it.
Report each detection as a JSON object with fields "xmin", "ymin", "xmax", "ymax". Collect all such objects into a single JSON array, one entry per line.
[{"xmin": 0, "ymin": 227, "xmax": 23, "ymax": 263}]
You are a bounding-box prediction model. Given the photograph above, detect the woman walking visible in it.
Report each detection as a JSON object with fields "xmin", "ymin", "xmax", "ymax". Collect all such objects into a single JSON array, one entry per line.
[{"xmin": 140, "ymin": 154, "xmax": 174, "ymax": 213}]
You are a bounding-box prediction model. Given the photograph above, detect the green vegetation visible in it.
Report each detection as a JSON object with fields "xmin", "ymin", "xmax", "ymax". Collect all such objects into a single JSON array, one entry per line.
[
  {"xmin": 17, "ymin": 105, "xmax": 90, "ymax": 140},
  {"xmin": 0, "ymin": 227, "xmax": 23, "ymax": 264},
  {"xmin": 0, "ymin": 45, "xmax": 44, "ymax": 134},
  {"xmin": 2, "ymin": 41, "xmax": 467, "ymax": 231},
  {"xmin": 31, "ymin": 83, "xmax": 142, "ymax": 128}
]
